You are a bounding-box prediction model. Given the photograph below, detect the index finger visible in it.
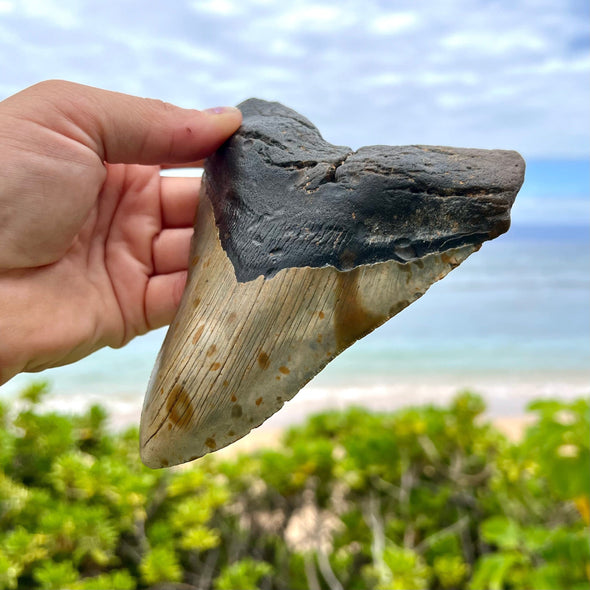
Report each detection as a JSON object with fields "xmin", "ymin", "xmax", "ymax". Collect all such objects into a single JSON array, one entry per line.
[{"xmin": 7, "ymin": 80, "xmax": 242, "ymax": 166}]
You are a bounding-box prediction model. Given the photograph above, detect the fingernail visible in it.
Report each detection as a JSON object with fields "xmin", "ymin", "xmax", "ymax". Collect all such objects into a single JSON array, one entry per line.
[{"xmin": 204, "ymin": 106, "xmax": 240, "ymax": 115}]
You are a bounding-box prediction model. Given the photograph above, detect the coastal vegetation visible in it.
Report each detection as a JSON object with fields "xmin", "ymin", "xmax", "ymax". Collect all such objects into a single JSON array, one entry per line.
[{"xmin": 0, "ymin": 383, "xmax": 588, "ymax": 589}]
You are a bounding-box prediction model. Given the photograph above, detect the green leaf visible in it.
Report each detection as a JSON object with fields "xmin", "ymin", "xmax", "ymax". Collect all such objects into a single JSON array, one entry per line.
[
  {"xmin": 378, "ymin": 545, "xmax": 431, "ymax": 590},
  {"xmin": 0, "ymin": 550, "xmax": 21, "ymax": 590},
  {"xmin": 433, "ymin": 555, "xmax": 470, "ymax": 589},
  {"xmin": 214, "ymin": 558, "xmax": 273, "ymax": 590},
  {"xmin": 180, "ymin": 525, "xmax": 221, "ymax": 551},
  {"xmin": 73, "ymin": 570, "xmax": 136, "ymax": 590},
  {"xmin": 167, "ymin": 468, "xmax": 206, "ymax": 496},
  {"xmin": 170, "ymin": 496, "xmax": 214, "ymax": 528},
  {"xmin": 521, "ymin": 525, "xmax": 551, "ymax": 552},
  {"xmin": 3, "ymin": 527, "xmax": 48, "ymax": 566},
  {"xmin": 480, "ymin": 516, "xmax": 521, "ymax": 550},
  {"xmin": 33, "ymin": 561, "xmax": 79, "ymax": 590},
  {"xmin": 0, "ymin": 473, "xmax": 29, "ymax": 523},
  {"xmin": 451, "ymin": 390, "xmax": 486, "ymax": 419},
  {"xmin": 139, "ymin": 546, "xmax": 182, "ymax": 586},
  {"xmin": 146, "ymin": 521, "xmax": 175, "ymax": 547},
  {"xmin": 523, "ymin": 398, "xmax": 590, "ymax": 499},
  {"xmin": 19, "ymin": 381, "xmax": 51, "ymax": 405},
  {"xmin": 469, "ymin": 552, "xmax": 524, "ymax": 590}
]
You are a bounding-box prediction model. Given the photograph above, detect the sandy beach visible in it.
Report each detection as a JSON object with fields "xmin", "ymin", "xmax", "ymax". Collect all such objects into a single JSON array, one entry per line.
[{"xmin": 19, "ymin": 370, "xmax": 586, "ymax": 459}]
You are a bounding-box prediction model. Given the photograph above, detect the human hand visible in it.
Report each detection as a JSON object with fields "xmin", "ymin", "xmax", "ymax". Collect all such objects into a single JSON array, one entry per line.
[{"xmin": 0, "ymin": 80, "xmax": 242, "ymax": 385}]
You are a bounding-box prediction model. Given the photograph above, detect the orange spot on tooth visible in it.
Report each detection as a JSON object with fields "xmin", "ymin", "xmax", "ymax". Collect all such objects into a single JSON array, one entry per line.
[
  {"xmin": 318, "ymin": 311, "xmax": 325, "ymax": 319},
  {"xmin": 165, "ymin": 383, "xmax": 193, "ymax": 429},
  {"xmin": 207, "ymin": 344, "xmax": 217, "ymax": 357},
  {"xmin": 256, "ymin": 397, "xmax": 263, "ymax": 406},
  {"xmin": 231, "ymin": 394, "xmax": 237, "ymax": 402},
  {"xmin": 257, "ymin": 351, "xmax": 270, "ymax": 370},
  {"xmin": 441, "ymin": 252, "xmax": 460, "ymax": 269},
  {"xmin": 334, "ymin": 268, "xmax": 386, "ymax": 350},
  {"xmin": 191, "ymin": 255, "xmax": 200, "ymax": 266},
  {"xmin": 192, "ymin": 324, "xmax": 205, "ymax": 344},
  {"xmin": 279, "ymin": 366, "xmax": 290, "ymax": 374},
  {"xmin": 205, "ymin": 437, "xmax": 217, "ymax": 450},
  {"xmin": 210, "ymin": 362, "xmax": 221, "ymax": 371}
]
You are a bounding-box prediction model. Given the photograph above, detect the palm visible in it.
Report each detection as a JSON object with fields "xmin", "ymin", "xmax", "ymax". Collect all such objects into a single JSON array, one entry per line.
[
  {"xmin": 11, "ymin": 162, "xmax": 198, "ymax": 374},
  {"xmin": 95, "ymin": 164, "xmax": 169, "ymax": 344},
  {"xmin": 94, "ymin": 163, "xmax": 197, "ymax": 345}
]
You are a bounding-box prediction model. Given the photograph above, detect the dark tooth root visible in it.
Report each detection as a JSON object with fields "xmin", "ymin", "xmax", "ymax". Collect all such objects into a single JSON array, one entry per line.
[{"xmin": 205, "ymin": 98, "xmax": 524, "ymax": 283}]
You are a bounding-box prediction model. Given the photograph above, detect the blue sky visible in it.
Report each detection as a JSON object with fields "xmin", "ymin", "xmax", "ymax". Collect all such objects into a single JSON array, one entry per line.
[
  {"xmin": 511, "ymin": 159, "xmax": 589, "ymax": 227},
  {"xmin": 1, "ymin": 0, "xmax": 589, "ymax": 225}
]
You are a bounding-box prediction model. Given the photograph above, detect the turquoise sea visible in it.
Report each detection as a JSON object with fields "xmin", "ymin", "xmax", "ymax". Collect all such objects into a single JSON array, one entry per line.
[{"xmin": 1, "ymin": 160, "xmax": 588, "ymax": 425}]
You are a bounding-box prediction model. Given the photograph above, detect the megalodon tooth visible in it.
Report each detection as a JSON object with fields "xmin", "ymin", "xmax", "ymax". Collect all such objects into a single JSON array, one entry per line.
[{"xmin": 140, "ymin": 98, "xmax": 525, "ymax": 468}]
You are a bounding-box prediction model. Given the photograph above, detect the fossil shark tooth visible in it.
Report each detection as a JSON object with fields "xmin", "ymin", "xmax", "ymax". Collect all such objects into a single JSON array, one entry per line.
[{"xmin": 139, "ymin": 98, "xmax": 525, "ymax": 468}]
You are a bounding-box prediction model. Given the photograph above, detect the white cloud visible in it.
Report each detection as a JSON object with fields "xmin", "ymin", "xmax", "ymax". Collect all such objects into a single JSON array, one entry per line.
[
  {"xmin": 270, "ymin": 4, "xmax": 355, "ymax": 33},
  {"xmin": 154, "ymin": 39, "xmax": 225, "ymax": 65},
  {"xmin": 190, "ymin": 0, "xmax": 242, "ymax": 16},
  {"xmin": 363, "ymin": 72, "xmax": 404, "ymax": 87},
  {"xmin": 518, "ymin": 54, "xmax": 590, "ymax": 76},
  {"xmin": 19, "ymin": 0, "xmax": 79, "ymax": 28},
  {"xmin": 0, "ymin": 0, "xmax": 14, "ymax": 14},
  {"xmin": 370, "ymin": 12, "xmax": 418, "ymax": 35},
  {"xmin": 416, "ymin": 70, "xmax": 478, "ymax": 87},
  {"xmin": 253, "ymin": 65, "xmax": 293, "ymax": 82},
  {"xmin": 442, "ymin": 30, "xmax": 546, "ymax": 54},
  {"xmin": 266, "ymin": 38, "xmax": 307, "ymax": 58}
]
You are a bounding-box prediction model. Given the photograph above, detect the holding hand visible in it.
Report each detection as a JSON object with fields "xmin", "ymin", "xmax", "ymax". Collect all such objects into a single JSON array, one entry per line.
[{"xmin": 0, "ymin": 80, "xmax": 242, "ymax": 384}]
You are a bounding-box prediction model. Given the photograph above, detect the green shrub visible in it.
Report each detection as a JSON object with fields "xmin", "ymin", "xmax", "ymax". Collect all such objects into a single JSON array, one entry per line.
[
  {"xmin": 0, "ymin": 382, "xmax": 587, "ymax": 589},
  {"xmin": 214, "ymin": 558, "xmax": 272, "ymax": 590}
]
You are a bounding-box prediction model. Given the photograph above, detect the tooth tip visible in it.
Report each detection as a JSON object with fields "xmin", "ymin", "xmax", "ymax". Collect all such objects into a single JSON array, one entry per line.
[
  {"xmin": 139, "ymin": 407, "xmax": 208, "ymax": 469},
  {"xmin": 140, "ymin": 427, "xmax": 207, "ymax": 469},
  {"xmin": 139, "ymin": 449, "xmax": 167, "ymax": 470},
  {"xmin": 139, "ymin": 429, "xmax": 168, "ymax": 469}
]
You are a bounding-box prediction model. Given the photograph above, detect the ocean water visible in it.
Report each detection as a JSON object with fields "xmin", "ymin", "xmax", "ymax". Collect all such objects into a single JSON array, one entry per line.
[{"xmin": 1, "ymin": 161, "xmax": 589, "ymax": 424}]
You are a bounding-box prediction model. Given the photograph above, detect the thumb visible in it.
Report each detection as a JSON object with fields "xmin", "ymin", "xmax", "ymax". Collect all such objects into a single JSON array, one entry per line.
[{"xmin": 6, "ymin": 80, "xmax": 242, "ymax": 165}]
